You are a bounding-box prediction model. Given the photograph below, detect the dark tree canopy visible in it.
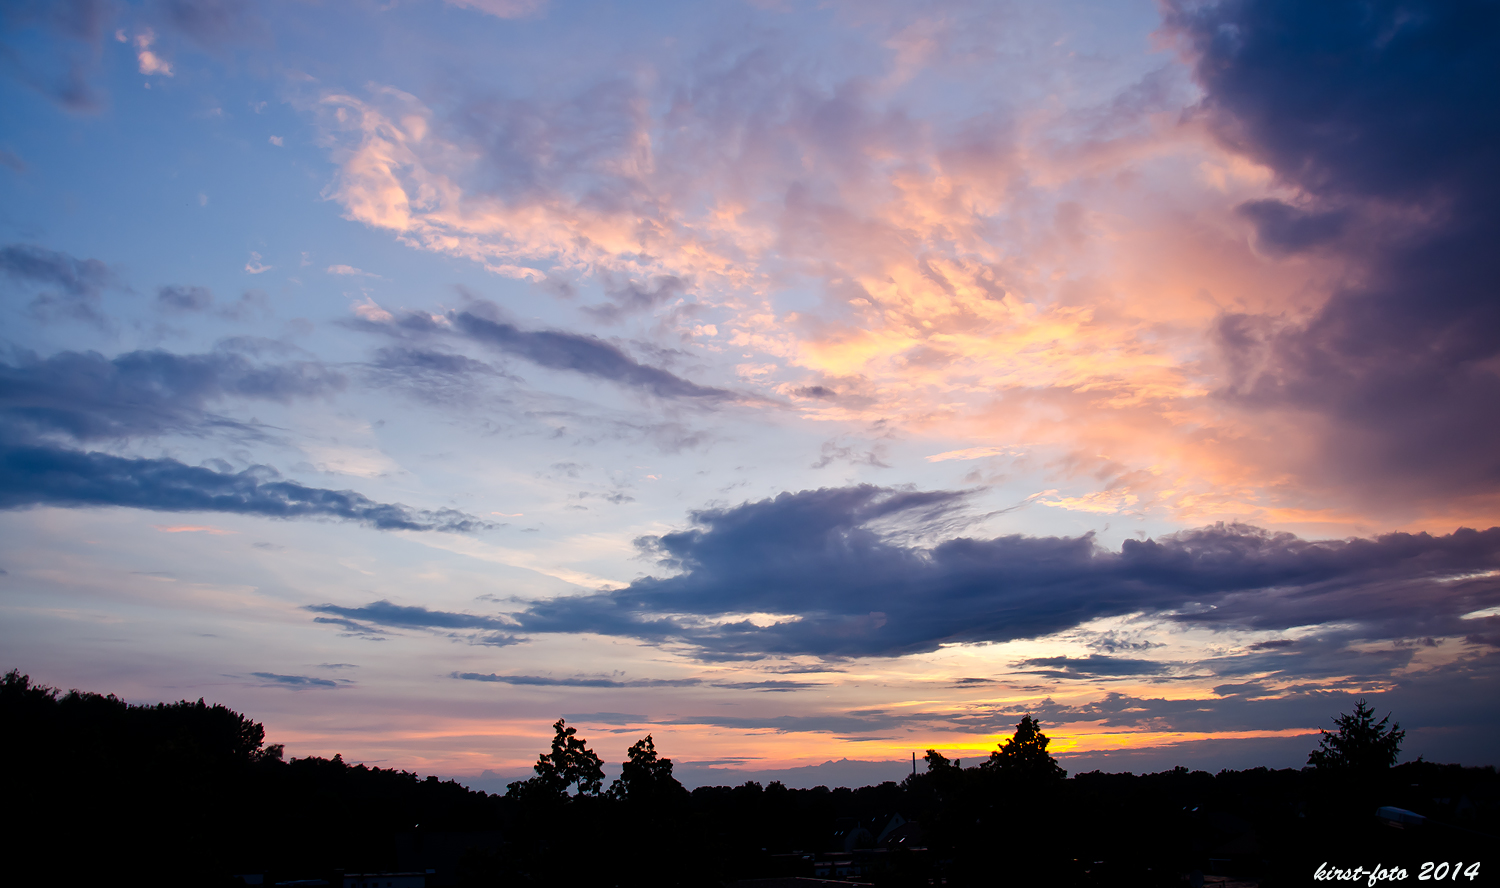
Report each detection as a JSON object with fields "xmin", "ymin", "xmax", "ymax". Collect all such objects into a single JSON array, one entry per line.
[
  {"xmin": 608, "ymin": 734, "xmax": 687, "ymax": 804},
  {"xmin": 983, "ymin": 715, "xmax": 1067, "ymax": 780},
  {"xmin": 509, "ymin": 718, "xmax": 606, "ymax": 798},
  {"xmin": 1307, "ymin": 698, "xmax": 1405, "ymax": 771}
]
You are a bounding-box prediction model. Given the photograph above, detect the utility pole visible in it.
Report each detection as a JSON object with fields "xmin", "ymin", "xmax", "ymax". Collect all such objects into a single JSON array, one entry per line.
[{"xmin": 911, "ymin": 750, "xmax": 916, "ymax": 776}]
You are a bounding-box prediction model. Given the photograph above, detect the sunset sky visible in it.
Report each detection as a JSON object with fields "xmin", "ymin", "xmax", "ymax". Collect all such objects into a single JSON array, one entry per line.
[{"xmin": 2, "ymin": 0, "xmax": 1497, "ymax": 788}]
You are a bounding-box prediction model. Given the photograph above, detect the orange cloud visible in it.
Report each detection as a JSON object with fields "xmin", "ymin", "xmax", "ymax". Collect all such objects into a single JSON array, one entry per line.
[{"xmin": 151, "ymin": 525, "xmax": 237, "ymax": 535}]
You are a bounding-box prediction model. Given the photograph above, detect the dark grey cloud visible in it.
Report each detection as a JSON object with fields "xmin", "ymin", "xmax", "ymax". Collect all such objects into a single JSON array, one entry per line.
[
  {"xmin": 156, "ymin": 285, "xmax": 213, "ymax": 313},
  {"xmin": 574, "ymin": 709, "xmax": 915, "ymax": 735},
  {"xmin": 453, "ymin": 673, "xmax": 824, "ymax": 692},
  {"xmin": 711, "ymin": 679, "xmax": 826, "ymax": 692},
  {"xmin": 1235, "ymin": 199, "xmax": 1347, "ymax": 255},
  {"xmin": 308, "ymin": 599, "xmax": 518, "ymax": 631},
  {"xmin": 0, "ymin": 1, "xmax": 110, "ymax": 109},
  {"xmin": 454, "ymin": 672, "xmax": 701, "ymax": 688},
  {"xmin": 1015, "ymin": 655, "xmax": 1171, "ymax": 678},
  {"xmin": 252, "ymin": 672, "xmax": 338, "ymax": 688},
  {"xmin": 0, "ymin": 347, "xmax": 345, "ymax": 442},
  {"xmin": 0, "ymin": 444, "xmax": 491, "ymax": 532},
  {"xmin": 307, "ymin": 600, "xmax": 523, "ymax": 645},
  {"xmin": 1168, "ymin": 0, "xmax": 1500, "ymax": 508},
  {"xmin": 312, "ymin": 616, "xmax": 389, "ymax": 637},
  {"xmin": 452, "ymin": 311, "xmax": 737, "ymax": 401},
  {"xmin": 159, "ymin": 0, "xmax": 266, "ymax": 48},
  {"xmin": 0, "ymin": 243, "xmax": 113, "ymax": 297},
  {"xmin": 1, "ymin": 243, "xmax": 117, "ymax": 323},
  {"xmin": 502, "ymin": 485, "xmax": 1500, "ymax": 659}
]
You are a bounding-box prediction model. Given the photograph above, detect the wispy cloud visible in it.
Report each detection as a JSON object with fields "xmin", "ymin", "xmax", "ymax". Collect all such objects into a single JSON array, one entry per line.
[
  {"xmin": 0, "ymin": 445, "xmax": 492, "ymax": 532},
  {"xmin": 327, "ymin": 264, "xmax": 378, "ymax": 277},
  {"xmin": 252, "ymin": 672, "xmax": 339, "ymax": 688}
]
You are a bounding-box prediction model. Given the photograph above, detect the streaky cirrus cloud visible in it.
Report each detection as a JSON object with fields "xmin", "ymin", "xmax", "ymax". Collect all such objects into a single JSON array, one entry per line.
[
  {"xmin": 454, "ymin": 672, "xmax": 701, "ymax": 688},
  {"xmin": 0, "ymin": 345, "xmax": 494, "ymax": 533},
  {"xmin": 307, "ymin": 599, "xmax": 522, "ymax": 646},
  {"xmin": 501, "ymin": 485, "xmax": 1500, "ymax": 659},
  {"xmin": 0, "ymin": 444, "xmax": 492, "ymax": 532},
  {"xmin": 252, "ymin": 672, "xmax": 340, "ymax": 689},
  {"xmin": 452, "ymin": 310, "xmax": 738, "ymax": 401},
  {"xmin": 353, "ymin": 303, "xmax": 739, "ymax": 401},
  {"xmin": 0, "ymin": 347, "xmax": 345, "ymax": 443},
  {"xmin": 452, "ymin": 672, "xmax": 824, "ymax": 691}
]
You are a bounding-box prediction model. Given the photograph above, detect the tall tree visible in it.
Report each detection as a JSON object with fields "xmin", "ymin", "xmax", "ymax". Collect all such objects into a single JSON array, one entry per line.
[
  {"xmin": 510, "ymin": 718, "xmax": 606, "ymax": 798},
  {"xmin": 1307, "ymin": 699, "xmax": 1405, "ymax": 771},
  {"xmin": 983, "ymin": 715, "xmax": 1066, "ymax": 779},
  {"xmin": 608, "ymin": 734, "xmax": 686, "ymax": 804}
]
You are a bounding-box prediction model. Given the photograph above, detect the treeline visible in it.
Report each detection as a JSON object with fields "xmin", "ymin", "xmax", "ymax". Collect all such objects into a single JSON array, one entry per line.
[{"xmin": 2, "ymin": 672, "xmax": 1495, "ymax": 887}]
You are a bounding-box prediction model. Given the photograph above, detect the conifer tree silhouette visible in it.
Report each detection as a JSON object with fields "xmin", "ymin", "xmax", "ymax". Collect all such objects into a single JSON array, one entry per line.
[
  {"xmin": 983, "ymin": 715, "xmax": 1066, "ymax": 779},
  {"xmin": 1307, "ymin": 699, "xmax": 1404, "ymax": 771}
]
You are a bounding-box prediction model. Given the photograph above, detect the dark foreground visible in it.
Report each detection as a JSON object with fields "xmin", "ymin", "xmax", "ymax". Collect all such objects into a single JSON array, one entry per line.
[{"xmin": 2, "ymin": 672, "xmax": 1494, "ymax": 887}]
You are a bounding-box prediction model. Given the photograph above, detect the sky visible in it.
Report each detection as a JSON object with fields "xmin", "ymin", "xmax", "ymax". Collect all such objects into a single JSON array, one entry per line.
[{"xmin": 1, "ymin": 0, "xmax": 1497, "ymax": 788}]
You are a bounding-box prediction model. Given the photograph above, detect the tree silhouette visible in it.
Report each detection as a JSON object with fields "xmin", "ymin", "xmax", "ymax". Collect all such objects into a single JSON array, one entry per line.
[
  {"xmin": 608, "ymin": 734, "xmax": 687, "ymax": 804},
  {"xmin": 1307, "ymin": 698, "xmax": 1405, "ymax": 771},
  {"xmin": 983, "ymin": 715, "xmax": 1066, "ymax": 779},
  {"xmin": 510, "ymin": 718, "xmax": 605, "ymax": 798}
]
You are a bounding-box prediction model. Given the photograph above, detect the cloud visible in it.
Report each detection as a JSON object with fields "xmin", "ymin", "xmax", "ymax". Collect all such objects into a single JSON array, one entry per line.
[
  {"xmin": 0, "ymin": 243, "xmax": 117, "ymax": 324},
  {"xmin": 133, "ymin": 29, "xmax": 172, "ymax": 77},
  {"xmin": 1015, "ymin": 655, "xmax": 1171, "ymax": 677},
  {"xmin": 161, "ymin": 0, "xmax": 267, "ymax": 49},
  {"xmin": 710, "ymin": 679, "xmax": 827, "ymax": 692},
  {"xmin": 327, "ymin": 264, "xmax": 378, "ymax": 277},
  {"xmin": 0, "ymin": 243, "xmax": 114, "ymax": 296},
  {"xmin": 502, "ymin": 485, "xmax": 1500, "ymax": 659},
  {"xmin": 452, "ymin": 310, "xmax": 738, "ymax": 400},
  {"xmin": 1168, "ymin": 0, "xmax": 1500, "ymax": 512},
  {"xmin": 0, "ymin": 0, "xmax": 110, "ymax": 109},
  {"xmin": 0, "ymin": 347, "xmax": 345, "ymax": 443},
  {"xmin": 156, "ymin": 285, "xmax": 213, "ymax": 312},
  {"xmin": 451, "ymin": 672, "xmax": 824, "ymax": 691},
  {"xmin": 583, "ymin": 275, "xmax": 690, "ymax": 324},
  {"xmin": 309, "ymin": 599, "xmax": 516, "ymax": 631},
  {"xmin": 306, "ymin": 600, "xmax": 523, "ymax": 645},
  {"xmin": 443, "ymin": 0, "xmax": 548, "ymax": 19},
  {"xmin": 1234, "ymin": 199, "xmax": 1347, "ymax": 255},
  {"xmin": 0, "ymin": 444, "xmax": 492, "ymax": 532},
  {"xmin": 252, "ymin": 672, "xmax": 339, "ymax": 688},
  {"xmin": 453, "ymin": 672, "xmax": 701, "ymax": 688},
  {"xmin": 300, "ymin": 9, "xmax": 1500, "ymax": 529},
  {"xmin": 151, "ymin": 524, "xmax": 235, "ymax": 535}
]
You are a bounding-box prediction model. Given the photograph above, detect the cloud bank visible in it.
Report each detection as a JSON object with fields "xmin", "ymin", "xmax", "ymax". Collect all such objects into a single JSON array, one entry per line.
[{"xmin": 499, "ymin": 485, "xmax": 1500, "ymax": 659}]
